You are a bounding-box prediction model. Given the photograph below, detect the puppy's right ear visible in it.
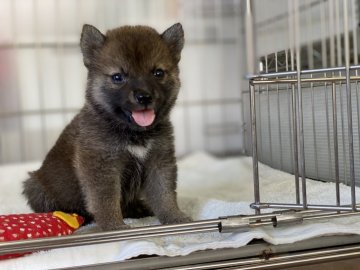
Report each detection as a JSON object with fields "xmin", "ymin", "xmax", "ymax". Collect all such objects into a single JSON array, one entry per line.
[{"xmin": 80, "ymin": 24, "xmax": 105, "ymax": 68}]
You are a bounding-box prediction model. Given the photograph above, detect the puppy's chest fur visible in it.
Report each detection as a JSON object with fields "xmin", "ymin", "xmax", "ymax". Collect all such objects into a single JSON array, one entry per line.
[
  {"xmin": 126, "ymin": 143, "xmax": 151, "ymax": 160},
  {"xmin": 120, "ymin": 142, "xmax": 152, "ymax": 204}
]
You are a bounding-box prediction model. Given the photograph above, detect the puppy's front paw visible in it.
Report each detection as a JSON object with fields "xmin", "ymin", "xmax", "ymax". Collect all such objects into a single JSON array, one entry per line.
[
  {"xmin": 101, "ymin": 224, "xmax": 131, "ymax": 232},
  {"xmin": 161, "ymin": 212, "xmax": 192, "ymax": 224},
  {"xmin": 73, "ymin": 224, "xmax": 101, "ymax": 235},
  {"xmin": 74, "ymin": 223, "xmax": 130, "ymax": 235}
]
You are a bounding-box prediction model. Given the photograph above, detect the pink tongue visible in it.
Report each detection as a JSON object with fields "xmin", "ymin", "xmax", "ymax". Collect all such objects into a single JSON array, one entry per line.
[{"xmin": 132, "ymin": 109, "xmax": 155, "ymax": 127}]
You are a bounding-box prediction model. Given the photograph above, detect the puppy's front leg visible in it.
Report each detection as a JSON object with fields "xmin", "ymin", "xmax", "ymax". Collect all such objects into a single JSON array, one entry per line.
[
  {"xmin": 143, "ymin": 164, "xmax": 191, "ymax": 224},
  {"xmin": 76, "ymin": 151, "xmax": 127, "ymax": 231}
]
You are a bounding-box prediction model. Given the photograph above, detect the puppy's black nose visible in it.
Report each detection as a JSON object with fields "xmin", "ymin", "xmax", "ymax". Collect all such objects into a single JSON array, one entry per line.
[{"xmin": 134, "ymin": 90, "xmax": 153, "ymax": 106}]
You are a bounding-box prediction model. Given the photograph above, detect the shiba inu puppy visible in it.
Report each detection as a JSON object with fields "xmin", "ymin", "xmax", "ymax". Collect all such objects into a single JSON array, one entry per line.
[{"xmin": 23, "ymin": 23, "xmax": 191, "ymax": 231}]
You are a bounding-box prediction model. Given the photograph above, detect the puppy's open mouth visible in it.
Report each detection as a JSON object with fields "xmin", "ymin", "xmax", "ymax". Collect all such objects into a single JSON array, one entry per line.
[{"xmin": 131, "ymin": 109, "xmax": 156, "ymax": 127}]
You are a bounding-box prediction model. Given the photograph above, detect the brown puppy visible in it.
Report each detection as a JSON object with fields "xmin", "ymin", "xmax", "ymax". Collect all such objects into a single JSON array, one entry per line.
[{"xmin": 23, "ymin": 23, "xmax": 191, "ymax": 231}]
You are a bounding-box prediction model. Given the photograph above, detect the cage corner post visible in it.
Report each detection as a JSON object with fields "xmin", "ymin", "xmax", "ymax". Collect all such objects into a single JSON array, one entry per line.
[{"xmin": 245, "ymin": 0, "xmax": 260, "ymax": 215}]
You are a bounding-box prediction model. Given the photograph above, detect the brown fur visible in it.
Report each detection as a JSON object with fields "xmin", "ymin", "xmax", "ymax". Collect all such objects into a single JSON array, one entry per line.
[{"xmin": 23, "ymin": 23, "xmax": 191, "ymax": 231}]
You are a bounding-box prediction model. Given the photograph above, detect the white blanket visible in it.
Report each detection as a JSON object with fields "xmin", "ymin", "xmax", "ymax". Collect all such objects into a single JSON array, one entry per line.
[{"xmin": 1, "ymin": 152, "xmax": 360, "ymax": 270}]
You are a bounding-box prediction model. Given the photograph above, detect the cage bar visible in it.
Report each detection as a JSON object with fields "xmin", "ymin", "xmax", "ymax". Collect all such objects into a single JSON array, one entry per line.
[
  {"xmin": 332, "ymin": 82, "xmax": 341, "ymax": 206},
  {"xmin": 294, "ymin": 0, "xmax": 307, "ymax": 209},
  {"xmin": 343, "ymin": 0, "xmax": 357, "ymax": 211}
]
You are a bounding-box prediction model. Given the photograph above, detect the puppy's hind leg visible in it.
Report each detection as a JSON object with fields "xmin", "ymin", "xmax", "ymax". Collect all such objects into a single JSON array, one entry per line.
[{"xmin": 23, "ymin": 177, "xmax": 57, "ymax": 213}]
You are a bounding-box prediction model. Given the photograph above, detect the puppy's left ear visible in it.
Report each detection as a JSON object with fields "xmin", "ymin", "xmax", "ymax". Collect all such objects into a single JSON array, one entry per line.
[{"xmin": 161, "ymin": 23, "xmax": 184, "ymax": 62}]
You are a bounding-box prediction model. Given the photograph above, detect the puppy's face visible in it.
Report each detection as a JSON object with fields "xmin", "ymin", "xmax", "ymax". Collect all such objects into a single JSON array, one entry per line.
[{"xmin": 80, "ymin": 24, "xmax": 184, "ymax": 130}]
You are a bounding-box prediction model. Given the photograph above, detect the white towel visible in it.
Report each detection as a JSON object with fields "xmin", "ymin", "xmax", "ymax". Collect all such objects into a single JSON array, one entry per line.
[{"xmin": 1, "ymin": 152, "xmax": 360, "ymax": 270}]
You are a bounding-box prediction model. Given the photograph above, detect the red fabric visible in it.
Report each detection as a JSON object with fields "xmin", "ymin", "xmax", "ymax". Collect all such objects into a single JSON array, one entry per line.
[{"xmin": 0, "ymin": 213, "xmax": 83, "ymax": 260}]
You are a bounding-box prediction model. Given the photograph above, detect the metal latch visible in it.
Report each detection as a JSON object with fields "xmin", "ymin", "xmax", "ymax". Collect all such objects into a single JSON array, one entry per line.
[
  {"xmin": 219, "ymin": 212, "xmax": 304, "ymax": 233},
  {"xmin": 271, "ymin": 212, "xmax": 303, "ymax": 227},
  {"xmin": 219, "ymin": 215, "xmax": 253, "ymax": 233}
]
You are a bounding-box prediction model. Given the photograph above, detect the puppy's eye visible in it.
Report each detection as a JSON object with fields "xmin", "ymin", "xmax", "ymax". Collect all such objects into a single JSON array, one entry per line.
[
  {"xmin": 153, "ymin": 69, "xmax": 165, "ymax": 78},
  {"xmin": 111, "ymin": 73, "xmax": 124, "ymax": 84}
]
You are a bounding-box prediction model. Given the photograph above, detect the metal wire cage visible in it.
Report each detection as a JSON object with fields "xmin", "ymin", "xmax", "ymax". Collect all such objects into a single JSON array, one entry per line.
[{"xmin": 244, "ymin": 0, "xmax": 360, "ymax": 215}]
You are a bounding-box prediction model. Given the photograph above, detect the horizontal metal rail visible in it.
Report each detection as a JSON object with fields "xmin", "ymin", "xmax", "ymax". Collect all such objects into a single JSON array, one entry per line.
[
  {"xmin": 0, "ymin": 39, "xmax": 239, "ymax": 50},
  {"xmin": 72, "ymin": 235, "xmax": 360, "ymax": 270},
  {"xmin": 250, "ymin": 76, "xmax": 360, "ymax": 85},
  {"xmin": 247, "ymin": 65, "xmax": 360, "ymax": 80},
  {"xmin": 0, "ymin": 219, "xmax": 221, "ymax": 256},
  {"xmin": 251, "ymin": 202, "xmax": 360, "ymax": 212},
  {"xmin": 166, "ymin": 243, "xmax": 360, "ymax": 270},
  {"xmin": 0, "ymin": 99, "xmax": 242, "ymax": 119}
]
